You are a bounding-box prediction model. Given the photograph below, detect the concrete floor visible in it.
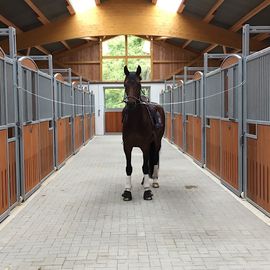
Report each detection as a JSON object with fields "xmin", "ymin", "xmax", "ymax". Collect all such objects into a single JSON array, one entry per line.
[{"xmin": 0, "ymin": 136, "xmax": 270, "ymax": 270}]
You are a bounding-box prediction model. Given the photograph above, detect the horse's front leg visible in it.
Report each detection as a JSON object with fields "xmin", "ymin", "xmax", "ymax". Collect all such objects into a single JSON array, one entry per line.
[
  {"xmin": 122, "ymin": 145, "xmax": 133, "ymax": 201},
  {"xmin": 142, "ymin": 150, "xmax": 153, "ymax": 200}
]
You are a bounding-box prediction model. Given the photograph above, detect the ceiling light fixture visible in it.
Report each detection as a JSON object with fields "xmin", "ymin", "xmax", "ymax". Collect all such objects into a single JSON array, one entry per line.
[
  {"xmin": 69, "ymin": 0, "xmax": 96, "ymax": 13},
  {"xmin": 156, "ymin": 0, "xmax": 183, "ymax": 13}
]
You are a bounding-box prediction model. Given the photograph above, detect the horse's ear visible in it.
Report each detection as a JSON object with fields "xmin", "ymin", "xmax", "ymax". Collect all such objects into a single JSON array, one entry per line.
[
  {"xmin": 136, "ymin": 65, "xmax": 141, "ymax": 76},
  {"xmin": 124, "ymin": 66, "xmax": 129, "ymax": 76}
]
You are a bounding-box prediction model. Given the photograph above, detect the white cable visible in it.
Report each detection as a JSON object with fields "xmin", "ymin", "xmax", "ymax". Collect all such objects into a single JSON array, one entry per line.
[
  {"xmin": 18, "ymin": 86, "xmax": 95, "ymax": 108},
  {"xmin": 162, "ymin": 80, "xmax": 246, "ymax": 106}
]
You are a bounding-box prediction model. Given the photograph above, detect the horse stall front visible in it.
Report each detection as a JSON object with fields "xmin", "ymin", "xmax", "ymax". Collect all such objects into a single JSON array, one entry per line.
[
  {"xmin": 164, "ymin": 87, "xmax": 172, "ymax": 141},
  {"xmin": 0, "ymin": 43, "xmax": 19, "ymax": 222},
  {"xmin": 18, "ymin": 57, "xmax": 55, "ymax": 200},
  {"xmin": 73, "ymin": 82, "xmax": 84, "ymax": 152},
  {"xmin": 172, "ymin": 81, "xmax": 184, "ymax": 150},
  {"xmin": 54, "ymin": 73, "xmax": 73, "ymax": 169},
  {"xmin": 83, "ymin": 86, "xmax": 91, "ymax": 143},
  {"xmin": 205, "ymin": 55, "xmax": 242, "ymax": 195},
  {"xmin": 183, "ymin": 72, "xmax": 204, "ymax": 164},
  {"xmin": 90, "ymin": 91, "xmax": 95, "ymax": 138},
  {"xmin": 244, "ymin": 47, "xmax": 270, "ymax": 214}
]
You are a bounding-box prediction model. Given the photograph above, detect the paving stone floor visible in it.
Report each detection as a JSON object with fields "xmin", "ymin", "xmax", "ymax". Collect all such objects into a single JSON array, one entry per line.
[{"xmin": 1, "ymin": 135, "xmax": 270, "ymax": 270}]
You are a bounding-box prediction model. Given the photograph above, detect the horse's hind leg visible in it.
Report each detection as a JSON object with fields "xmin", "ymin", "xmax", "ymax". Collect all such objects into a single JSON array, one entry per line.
[
  {"xmin": 142, "ymin": 150, "xmax": 153, "ymax": 200},
  {"xmin": 152, "ymin": 144, "xmax": 161, "ymax": 188},
  {"xmin": 122, "ymin": 145, "xmax": 132, "ymax": 201}
]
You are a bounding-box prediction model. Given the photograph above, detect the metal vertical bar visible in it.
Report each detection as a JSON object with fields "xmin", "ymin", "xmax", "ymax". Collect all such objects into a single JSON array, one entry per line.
[
  {"xmin": 183, "ymin": 66, "xmax": 187, "ymax": 152},
  {"xmin": 237, "ymin": 58, "xmax": 244, "ymax": 196},
  {"xmin": 242, "ymin": 24, "xmax": 250, "ymax": 58},
  {"xmin": 171, "ymin": 75, "xmax": 175, "ymax": 143}
]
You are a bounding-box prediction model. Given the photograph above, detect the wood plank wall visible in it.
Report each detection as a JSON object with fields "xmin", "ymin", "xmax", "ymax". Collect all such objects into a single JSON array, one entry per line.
[
  {"xmin": 0, "ymin": 130, "xmax": 9, "ymax": 215},
  {"xmin": 8, "ymin": 141, "xmax": 17, "ymax": 206},
  {"xmin": 105, "ymin": 112, "xmax": 122, "ymax": 133},
  {"xmin": 55, "ymin": 40, "xmax": 197, "ymax": 81},
  {"xmin": 247, "ymin": 125, "xmax": 270, "ymax": 212}
]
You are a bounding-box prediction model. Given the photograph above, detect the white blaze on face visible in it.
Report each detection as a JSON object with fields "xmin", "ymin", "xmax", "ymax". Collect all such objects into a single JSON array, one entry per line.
[{"xmin": 125, "ymin": 176, "xmax": 131, "ymax": 191}]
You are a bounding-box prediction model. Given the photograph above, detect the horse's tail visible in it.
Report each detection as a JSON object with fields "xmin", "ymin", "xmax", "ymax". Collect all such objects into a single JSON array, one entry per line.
[{"xmin": 149, "ymin": 142, "xmax": 158, "ymax": 178}]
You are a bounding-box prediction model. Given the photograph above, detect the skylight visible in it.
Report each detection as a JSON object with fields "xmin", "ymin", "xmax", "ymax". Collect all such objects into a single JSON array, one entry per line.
[
  {"xmin": 69, "ymin": 0, "xmax": 96, "ymax": 13},
  {"xmin": 156, "ymin": 0, "xmax": 183, "ymax": 13}
]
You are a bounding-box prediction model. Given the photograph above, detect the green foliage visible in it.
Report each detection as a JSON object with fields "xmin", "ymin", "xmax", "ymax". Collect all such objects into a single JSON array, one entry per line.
[
  {"xmin": 105, "ymin": 87, "xmax": 151, "ymax": 110},
  {"xmin": 105, "ymin": 88, "xmax": 125, "ymax": 109},
  {"xmin": 102, "ymin": 59, "xmax": 125, "ymax": 81},
  {"xmin": 102, "ymin": 35, "xmax": 151, "ymax": 81}
]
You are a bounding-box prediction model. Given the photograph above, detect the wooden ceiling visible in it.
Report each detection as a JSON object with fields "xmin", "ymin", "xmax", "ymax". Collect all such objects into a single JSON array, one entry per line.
[{"xmin": 0, "ymin": 0, "xmax": 269, "ymax": 79}]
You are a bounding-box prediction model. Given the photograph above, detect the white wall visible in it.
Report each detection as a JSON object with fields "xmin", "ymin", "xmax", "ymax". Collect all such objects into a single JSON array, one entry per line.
[{"xmin": 90, "ymin": 82, "xmax": 164, "ymax": 135}]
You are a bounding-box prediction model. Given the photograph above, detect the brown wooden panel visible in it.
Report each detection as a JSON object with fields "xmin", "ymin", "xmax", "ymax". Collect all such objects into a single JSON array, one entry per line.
[
  {"xmin": 247, "ymin": 125, "xmax": 270, "ymax": 213},
  {"xmin": 65, "ymin": 118, "xmax": 73, "ymax": 157},
  {"xmin": 193, "ymin": 117, "xmax": 202, "ymax": 163},
  {"xmin": 186, "ymin": 115, "xmax": 194, "ymax": 157},
  {"xmin": 40, "ymin": 121, "xmax": 54, "ymax": 180},
  {"xmin": 206, "ymin": 119, "xmax": 220, "ymax": 177},
  {"xmin": 84, "ymin": 114, "xmax": 91, "ymax": 142},
  {"xmin": 23, "ymin": 124, "xmax": 40, "ymax": 194},
  {"xmin": 173, "ymin": 114, "xmax": 183, "ymax": 149},
  {"xmin": 74, "ymin": 116, "xmax": 83, "ymax": 150},
  {"xmin": 165, "ymin": 112, "xmax": 171, "ymax": 140},
  {"xmin": 0, "ymin": 130, "xmax": 9, "ymax": 215},
  {"xmin": 220, "ymin": 121, "xmax": 238, "ymax": 189},
  {"xmin": 57, "ymin": 119, "xmax": 66, "ymax": 165},
  {"xmin": 8, "ymin": 141, "xmax": 17, "ymax": 206},
  {"xmin": 105, "ymin": 111, "xmax": 122, "ymax": 133},
  {"xmin": 91, "ymin": 114, "xmax": 95, "ymax": 138}
]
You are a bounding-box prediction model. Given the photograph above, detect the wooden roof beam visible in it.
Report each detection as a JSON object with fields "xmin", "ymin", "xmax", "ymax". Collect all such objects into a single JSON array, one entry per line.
[
  {"xmin": 182, "ymin": 0, "xmax": 224, "ymax": 49},
  {"xmin": 66, "ymin": 0, "xmax": 75, "ymax": 15},
  {"xmin": 0, "ymin": 15, "xmax": 49, "ymax": 55},
  {"xmin": 230, "ymin": 0, "xmax": 270, "ymax": 32},
  {"xmin": 202, "ymin": 0, "xmax": 270, "ymax": 54},
  {"xmin": 95, "ymin": 0, "xmax": 101, "ymax": 5},
  {"xmin": 24, "ymin": 0, "xmax": 71, "ymax": 51},
  {"xmin": 177, "ymin": 0, "xmax": 187, "ymax": 14}
]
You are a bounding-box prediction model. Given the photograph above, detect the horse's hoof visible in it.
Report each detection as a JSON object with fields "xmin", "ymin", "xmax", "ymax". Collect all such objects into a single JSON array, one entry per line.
[
  {"xmin": 143, "ymin": 190, "xmax": 153, "ymax": 200},
  {"xmin": 122, "ymin": 190, "xmax": 132, "ymax": 201},
  {"xmin": 152, "ymin": 182, "xmax": 159, "ymax": 188},
  {"xmin": 141, "ymin": 177, "xmax": 144, "ymax": 185}
]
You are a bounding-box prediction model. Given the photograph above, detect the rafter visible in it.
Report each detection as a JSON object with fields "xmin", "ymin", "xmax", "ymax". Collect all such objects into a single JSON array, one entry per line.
[
  {"xmin": 203, "ymin": 0, "xmax": 270, "ymax": 54},
  {"xmin": 0, "ymin": 14, "xmax": 49, "ymax": 55},
  {"xmin": 182, "ymin": 0, "xmax": 224, "ymax": 49},
  {"xmin": 66, "ymin": 0, "xmax": 75, "ymax": 15},
  {"xmin": 3, "ymin": 0, "xmax": 263, "ymax": 53},
  {"xmin": 95, "ymin": 0, "xmax": 101, "ymax": 5},
  {"xmin": 24, "ymin": 0, "xmax": 70, "ymax": 51},
  {"xmin": 177, "ymin": 0, "xmax": 187, "ymax": 14}
]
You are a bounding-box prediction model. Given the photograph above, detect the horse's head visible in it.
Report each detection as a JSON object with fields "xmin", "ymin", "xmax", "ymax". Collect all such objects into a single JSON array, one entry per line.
[{"xmin": 124, "ymin": 65, "xmax": 142, "ymax": 108}]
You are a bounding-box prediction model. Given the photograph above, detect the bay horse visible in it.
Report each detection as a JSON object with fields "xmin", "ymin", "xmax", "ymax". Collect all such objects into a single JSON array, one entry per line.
[{"xmin": 122, "ymin": 65, "xmax": 165, "ymax": 201}]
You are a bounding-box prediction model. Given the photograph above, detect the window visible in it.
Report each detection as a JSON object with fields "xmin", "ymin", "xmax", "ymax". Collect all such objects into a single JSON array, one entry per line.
[
  {"xmin": 102, "ymin": 36, "xmax": 151, "ymax": 81},
  {"xmin": 104, "ymin": 87, "xmax": 150, "ymax": 110}
]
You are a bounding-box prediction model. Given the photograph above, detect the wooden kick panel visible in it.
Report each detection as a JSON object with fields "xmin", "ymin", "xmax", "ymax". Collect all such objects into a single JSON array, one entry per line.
[
  {"xmin": 220, "ymin": 121, "xmax": 238, "ymax": 190},
  {"xmin": 193, "ymin": 117, "xmax": 202, "ymax": 163},
  {"xmin": 186, "ymin": 115, "xmax": 194, "ymax": 157},
  {"xmin": 75, "ymin": 116, "xmax": 83, "ymax": 150},
  {"xmin": 206, "ymin": 119, "xmax": 220, "ymax": 177},
  {"xmin": 84, "ymin": 114, "xmax": 91, "ymax": 142},
  {"xmin": 173, "ymin": 114, "xmax": 183, "ymax": 149},
  {"xmin": 8, "ymin": 141, "xmax": 17, "ymax": 206},
  {"xmin": 40, "ymin": 121, "xmax": 54, "ymax": 180},
  {"xmin": 91, "ymin": 114, "xmax": 95, "ymax": 138},
  {"xmin": 105, "ymin": 111, "xmax": 122, "ymax": 133},
  {"xmin": 165, "ymin": 112, "xmax": 171, "ymax": 140},
  {"xmin": 247, "ymin": 125, "xmax": 270, "ymax": 213},
  {"xmin": 0, "ymin": 130, "xmax": 9, "ymax": 215},
  {"xmin": 57, "ymin": 119, "xmax": 66, "ymax": 165},
  {"xmin": 23, "ymin": 124, "xmax": 40, "ymax": 194}
]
